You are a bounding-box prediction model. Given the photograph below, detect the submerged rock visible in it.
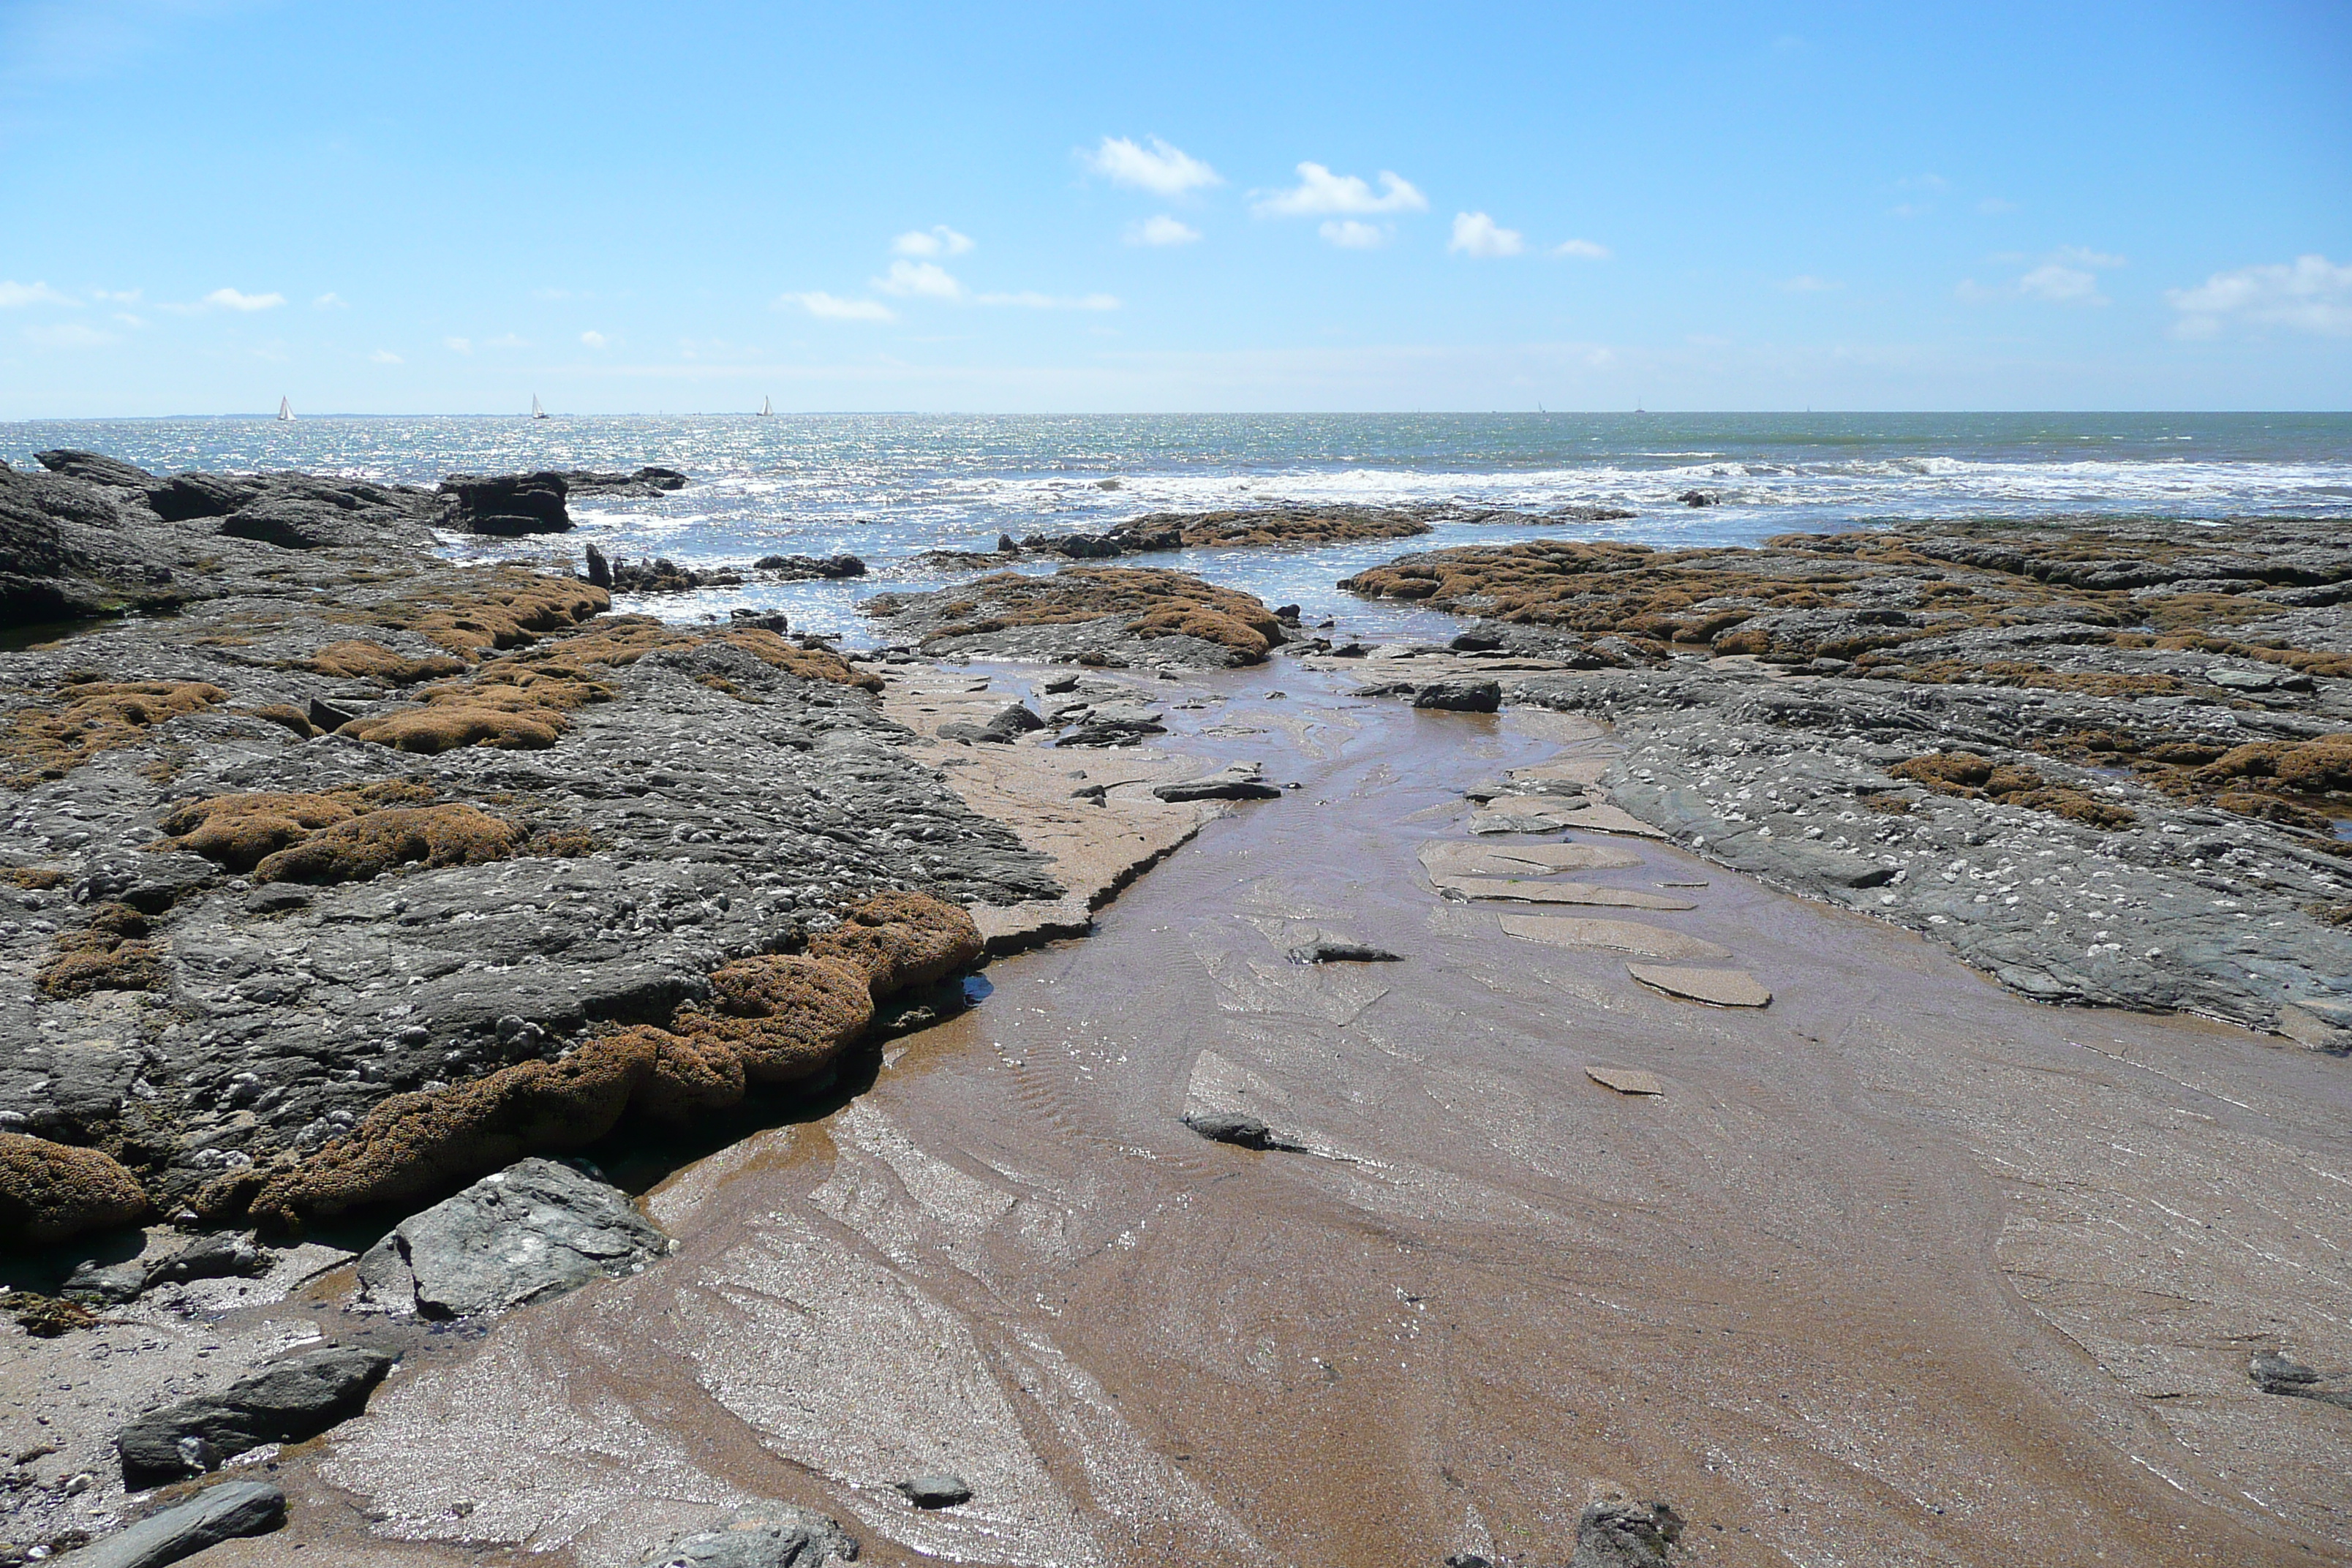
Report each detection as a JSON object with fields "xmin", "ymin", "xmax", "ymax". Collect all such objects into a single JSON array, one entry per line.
[
  {"xmin": 1569, "ymin": 1485, "xmax": 1684, "ymax": 1567},
  {"xmin": 1153, "ymin": 763, "xmax": 1284, "ymax": 802},
  {"xmin": 633, "ymin": 1505, "xmax": 857, "ymax": 1567},
  {"xmin": 355, "ymin": 1157, "xmax": 669, "ymax": 1319},
  {"xmin": 1286, "ymin": 938, "xmax": 1402, "ymax": 964},
  {"xmin": 68, "ymin": 1479, "xmax": 284, "ymax": 1568},
  {"xmin": 1182, "ymin": 1111, "xmax": 1303, "ymax": 1152},
  {"xmin": 117, "ymin": 1346, "xmax": 395, "ymax": 1486}
]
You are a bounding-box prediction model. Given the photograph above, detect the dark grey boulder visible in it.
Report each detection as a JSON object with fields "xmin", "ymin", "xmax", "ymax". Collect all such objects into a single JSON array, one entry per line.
[
  {"xmin": 1569, "ymin": 1492, "xmax": 1684, "ymax": 1568},
  {"xmin": 1153, "ymin": 764, "xmax": 1283, "ymax": 802},
  {"xmin": 562, "ymin": 466, "xmax": 690, "ymax": 497},
  {"xmin": 117, "ymin": 1346, "xmax": 395, "ymax": 1487},
  {"xmin": 34, "ymin": 450, "xmax": 157, "ymax": 491},
  {"xmin": 752, "ymin": 553, "xmax": 867, "ymax": 580},
  {"xmin": 1412, "ymin": 679, "xmax": 1501, "ymax": 713},
  {"xmin": 941, "ymin": 704, "xmax": 1045, "ymax": 745},
  {"xmin": 585, "ymin": 543, "xmax": 615, "ymax": 589},
  {"xmin": 1182, "ymin": 1112, "xmax": 1303, "ymax": 1152},
  {"xmin": 144, "ymin": 1231, "xmax": 274, "ymax": 1288},
  {"xmin": 633, "ymin": 1504, "xmax": 859, "ymax": 1567},
  {"xmin": 894, "ymin": 1474, "xmax": 973, "ymax": 1509},
  {"xmin": 2250, "ymin": 1350, "xmax": 2352, "ymax": 1408},
  {"xmin": 356, "ymin": 1157, "xmax": 668, "ymax": 1319},
  {"xmin": 216, "ymin": 497, "xmax": 382, "ymax": 550},
  {"xmin": 61, "ymin": 1258, "xmax": 147, "ymax": 1304},
  {"xmin": 439, "ymin": 472, "xmax": 572, "ymax": 534},
  {"xmin": 67, "ymin": 1479, "xmax": 284, "ymax": 1568},
  {"xmin": 1286, "ymin": 938, "xmax": 1401, "ymax": 965}
]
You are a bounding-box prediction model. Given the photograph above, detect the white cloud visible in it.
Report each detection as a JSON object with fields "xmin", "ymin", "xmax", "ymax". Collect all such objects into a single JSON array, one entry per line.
[
  {"xmin": 2056, "ymin": 246, "xmax": 2127, "ymax": 270},
  {"xmin": 445, "ymin": 336, "xmax": 472, "ymax": 353},
  {"xmin": 313, "ymin": 292, "xmax": 348, "ymax": 309},
  {"xmin": 1552, "ymin": 238, "xmax": 1610, "ymax": 260},
  {"xmin": 1449, "ymin": 212, "xmax": 1524, "ymax": 257},
  {"xmin": 202, "ymin": 287, "xmax": 285, "ymax": 312},
  {"xmin": 875, "ymin": 260, "xmax": 964, "ymax": 299},
  {"xmin": 483, "ymin": 332, "xmax": 529, "ymax": 349},
  {"xmin": 2017, "ymin": 263, "xmax": 2106, "ymax": 305},
  {"xmin": 1781, "ymin": 274, "xmax": 1842, "ymax": 293},
  {"xmin": 2167, "ymin": 254, "xmax": 2352, "ymax": 337},
  {"xmin": 91, "ymin": 288, "xmax": 140, "ymax": 304},
  {"xmin": 1083, "ymin": 136, "xmax": 1220, "ymax": 196},
  {"xmin": 1126, "ymin": 214, "xmax": 1201, "ymax": 246},
  {"xmin": 580, "ymin": 331, "xmax": 608, "ymax": 349},
  {"xmin": 892, "ymin": 225, "xmax": 975, "ymax": 258},
  {"xmin": 1254, "ymin": 162, "xmax": 1427, "ymax": 218},
  {"xmin": 0, "ymin": 280, "xmax": 78, "ymax": 308},
  {"xmin": 370, "ymin": 349, "xmax": 403, "ymax": 363},
  {"xmin": 976, "ymin": 292, "xmax": 1120, "ymax": 311},
  {"xmin": 1319, "ymin": 219, "xmax": 1388, "ymax": 249},
  {"xmin": 1978, "ymin": 197, "xmax": 2017, "ymax": 215},
  {"xmin": 23, "ymin": 322, "xmax": 116, "ymax": 348},
  {"xmin": 776, "ymin": 291, "xmax": 897, "ymax": 323},
  {"xmin": 113, "ymin": 312, "xmax": 145, "ymax": 327}
]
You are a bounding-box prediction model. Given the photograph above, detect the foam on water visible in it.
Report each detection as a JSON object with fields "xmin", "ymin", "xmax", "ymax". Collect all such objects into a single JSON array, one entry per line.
[{"xmin": 7, "ymin": 411, "xmax": 2347, "ymax": 646}]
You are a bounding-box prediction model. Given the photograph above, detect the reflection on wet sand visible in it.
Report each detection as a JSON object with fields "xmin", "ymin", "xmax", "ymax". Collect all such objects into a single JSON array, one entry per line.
[{"xmin": 289, "ymin": 668, "xmax": 2348, "ymax": 1567}]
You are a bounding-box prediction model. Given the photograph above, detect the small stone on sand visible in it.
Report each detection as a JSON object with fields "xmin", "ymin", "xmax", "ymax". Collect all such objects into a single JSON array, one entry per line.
[
  {"xmin": 1498, "ymin": 916, "xmax": 1732, "ymax": 962},
  {"xmin": 896, "ymin": 1474, "xmax": 973, "ymax": 1509},
  {"xmin": 1586, "ymin": 1066, "xmax": 1666, "ymax": 1096},
  {"xmin": 1627, "ymin": 963, "xmax": 1772, "ymax": 1007}
]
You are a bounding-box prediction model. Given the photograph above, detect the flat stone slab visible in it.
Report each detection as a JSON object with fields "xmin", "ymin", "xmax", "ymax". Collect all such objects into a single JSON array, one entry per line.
[
  {"xmin": 1509, "ymin": 758, "xmax": 1612, "ymax": 786},
  {"xmin": 1627, "ymin": 963, "xmax": 1772, "ymax": 1008},
  {"xmin": 1561, "ymin": 803, "xmax": 1669, "ymax": 839},
  {"xmin": 1436, "ymin": 876, "xmax": 1695, "ymax": 911},
  {"xmin": 1499, "ymin": 916, "xmax": 1733, "ymax": 962},
  {"xmin": 1419, "ymin": 841, "xmax": 1643, "ymax": 878},
  {"xmin": 1467, "ymin": 810, "xmax": 1580, "ymax": 834},
  {"xmin": 70, "ymin": 1480, "xmax": 284, "ymax": 1568},
  {"xmin": 1586, "ymin": 1066, "xmax": 1667, "ymax": 1096}
]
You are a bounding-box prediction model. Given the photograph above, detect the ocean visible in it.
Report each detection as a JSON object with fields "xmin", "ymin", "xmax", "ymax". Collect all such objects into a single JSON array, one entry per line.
[{"xmin": 7, "ymin": 412, "xmax": 2348, "ymax": 646}]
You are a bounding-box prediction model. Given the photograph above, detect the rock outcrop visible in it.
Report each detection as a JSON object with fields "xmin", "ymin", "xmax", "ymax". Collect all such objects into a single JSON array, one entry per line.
[
  {"xmin": 633, "ymin": 1504, "xmax": 859, "ymax": 1568},
  {"xmin": 116, "ymin": 1347, "xmax": 395, "ymax": 1486},
  {"xmin": 863, "ymin": 566, "xmax": 1285, "ymax": 668},
  {"xmin": 67, "ymin": 1479, "xmax": 285, "ymax": 1568},
  {"xmin": 355, "ymin": 1158, "xmax": 668, "ymax": 1317}
]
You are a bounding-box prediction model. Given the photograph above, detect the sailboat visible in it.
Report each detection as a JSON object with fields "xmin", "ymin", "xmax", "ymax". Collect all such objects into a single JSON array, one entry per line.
[
  {"xmin": 531, "ymin": 394, "xmax": 549, "ymax": 419},
  {"xmin": 276, "ymin": 396, "xmax": 293, "ymax": 421},
  {"xmin": 758, "ymin": 396, "xmax": 773, "ymax": 417}
]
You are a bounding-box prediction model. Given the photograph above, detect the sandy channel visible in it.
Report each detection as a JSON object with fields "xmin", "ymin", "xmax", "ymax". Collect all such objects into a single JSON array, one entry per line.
[{"xmin": 202, "ymin": 663, "xmax": 2350, "ymax": 1568}]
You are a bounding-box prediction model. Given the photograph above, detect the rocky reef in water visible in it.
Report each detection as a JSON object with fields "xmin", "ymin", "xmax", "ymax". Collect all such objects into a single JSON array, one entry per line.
[
  {"xmin": 0, "ymin": 453, "xmax": 1061, "ymax": 1252},
  {"xmin": 862, "ymin": 564, "xmax": 1289, "ymax": 668},
  {"xmin": 1336, "ymin": 515, "xmax": 2352, "ymax": 1039},
  {"xmin": 916, "ymin": 500, "xmax": 1639, "ymax": 568}
]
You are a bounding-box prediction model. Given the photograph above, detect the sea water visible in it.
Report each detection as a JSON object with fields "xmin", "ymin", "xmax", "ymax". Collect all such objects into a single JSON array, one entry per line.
[{"xmin": 5, "ymin": 412, "xmax": 2348, "ymax": 646}]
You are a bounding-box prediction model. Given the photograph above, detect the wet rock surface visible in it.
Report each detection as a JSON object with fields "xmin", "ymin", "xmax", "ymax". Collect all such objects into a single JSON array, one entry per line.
[
  {"xmin": 633, "ymin": 1504, "xmax": 859, "ymax": 1567},
  {"xmin": 923, "ymin": 502, "xmax": 1639, "ymax": 567},
  {"xmin": 64, "ymin": 1478, "xmax": 284, "ymax": 1568},
  {"xmin": 863, "ymin": 566, "xmax": 1286, "ymax": 668},
  {"xmin": 116, "ymin": 1345, "xmax": 394, "ymax": 1485},
  {"xmin": 355, "ymin": 1157, "xmax": 668, "ymax": 1317},
  {"xmin": 1334, "ymin": 516, "xmax": 2352, "ymax": 1033},
  {"xmin": 0, "ymin": 458, "xmax": 1057, "ymax": 1234}
]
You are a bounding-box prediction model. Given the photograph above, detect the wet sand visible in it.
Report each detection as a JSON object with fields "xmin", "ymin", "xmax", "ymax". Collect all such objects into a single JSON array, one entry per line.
[{"xmin": 195, "ymin": 666, "xmax": 2351, "ymax": 1567}]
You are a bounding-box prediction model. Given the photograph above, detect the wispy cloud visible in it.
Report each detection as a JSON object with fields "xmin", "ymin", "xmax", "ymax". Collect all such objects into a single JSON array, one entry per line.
[
  {"xmin": 1448, "ymin": 212, "xmax": 1523, "ymax": 257},
  {"xmin": 445, "ymin": 336, "xmax": 472, "ymax": 353},
  {"xmin": 2167, "ymin": 254, "xmax": 2352, "ymax": 338},
  {"xmin": 1083, "ymin": 135, "xmax": 1220, "ymax": 196},
  {"xmin": 1551, "ymin": 238, "xmax": 1610, "ymax": 260},
  {"xmin": 892, "ymin": 225, "xmax": 975, "ymax": 258},
  {"xmin": 313, "ymin": 291, "xmax": 348, "ymax": 309},
  {"xmin": 91, "ymin": 288, "xmax": 140, "ymax": 304},
  {"xmin": 579, "ymin": 331, "xmax": 608, "ymax": 348},
  {"xmin": 1977, "ymin": 197, "xmax": 2017, "ymax": 215},
  {"xmin": 1126, "ymin": 214, "xmax": 1201, "ymax": 246},
  {"xmin": 875, "ymin": 260, "xmax": 964, "ymax": 300},
  {"xmin": 1780, "ymin": 274, "xmax": 1842, "ymax": 293},
  {"xmin": 0, "ymin": 279, "xmax": 78, "ymax": 308},
  {"xmin": 483, "ymin": 332, "xmax": 529, "ymax": 349},
  {"xmin": 1960, "ymin": 246, "xmax": 2126, "ymax": 306},
  {"xmin": 201, "ymin": 287, "xmax": 285, "ymax": 312},
  {"xmin": 23, "ymin": 322, "xmax": 116, "ymax": 349},
  {"xmin": 1319, "ymin": 219, "xmax": 1387, "ymax": 249},
  {"xmin": 1254, "ymin": 162, "xmax": 1427, "ymax": 218},
  {"xmin": 976, "ymin": 292, "xmax": 1120, "ymax": 311},
  {"xmin": 370, "ymin": 349, "xmax": 403, "ymax": 363},
  {"xmin": 776, "ymin": 291, "xmax": 897, "ymax": 323}
]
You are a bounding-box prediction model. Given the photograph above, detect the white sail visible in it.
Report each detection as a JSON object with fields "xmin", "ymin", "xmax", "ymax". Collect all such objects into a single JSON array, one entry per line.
[
  {"xmin": 277, "ymin": 396, "xmax": 293, "ymax": 421},
  {"xmin": 531, "ymin": 394, "xmax": 547, "ymax": 418},
  {"xmin": 759, "ymin": 396, "xmax": 773, "ymax": 416}
]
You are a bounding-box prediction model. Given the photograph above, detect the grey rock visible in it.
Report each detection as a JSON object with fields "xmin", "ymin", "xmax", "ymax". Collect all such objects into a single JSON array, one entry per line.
[
  {"xmin": 1153, "ymin": 764, "xmax": 1283, "ymax": 802},
  {"xmin": 34, "ymin": 450, "xmax": 158, "ymax": 491},
  {"xmin": 437, "ymin": 471, "xmax": 572, "ymax": 535},
  {"xmin": 143, "ymin": 1231, "xmax": 273, "ymax": 1288},
  {"xmin": 1569, "ymin": 1492, "xmax": 1684, "ymax": 1568},
  {"xmin": 357, "ymin": 1158, "xmax": 668, "ymax": 1319},
  {"xmin": 1182, "ymin": 1112, "xmax": 1303, "ymax": 1152},
  {"xmin": 61, "ymin": 1259, "xmax": 147, "ymax": 1304},
  {"xmin": 1287, "ymin": 939, "xmax": 1402, "ymax": 964},
  {"xmin": 634, "ymin": 1504, "xmax": 859, "ymax": 1567},
  {"xmin": 117, "ymin": 1347, "xmax": 395, "ymax": 1486},
  {"xmin": 63, "ymin": 1479, "xmax": 284, "ymax": 1568},
  {"xmin": 2250, "ymin": 1350, "xmax": 2352, "ymax": 1407},
  {"xmin": 1411, "ymin": 679, "xmax": 1501, "ymax": 713},
  {"xmin": 894, "ymin": 1474, "xmax": 973, "ymax": 1509}
]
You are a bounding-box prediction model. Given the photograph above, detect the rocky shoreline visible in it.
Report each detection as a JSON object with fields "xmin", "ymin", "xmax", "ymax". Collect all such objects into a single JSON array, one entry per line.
[{"xmin": 5, "ymin": 456, "xmax": 2349, "ymax": 1565}]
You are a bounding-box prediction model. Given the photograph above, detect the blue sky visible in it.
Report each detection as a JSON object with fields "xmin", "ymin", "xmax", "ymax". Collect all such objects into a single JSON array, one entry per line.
[{"xmin": 1, "ymin": 0, "xmax": 2346, "ymax": 415}]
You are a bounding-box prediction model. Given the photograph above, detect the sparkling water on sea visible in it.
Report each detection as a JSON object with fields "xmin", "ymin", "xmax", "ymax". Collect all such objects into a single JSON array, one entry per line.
[{"xmin": 6, "ymin": 412, "xmax": 2348, "ymax": 646}]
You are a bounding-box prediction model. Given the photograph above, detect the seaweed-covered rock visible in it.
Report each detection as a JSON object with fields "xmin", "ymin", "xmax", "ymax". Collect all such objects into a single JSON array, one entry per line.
[
  {"xmin": 0, "ymin": 1134, "xmax": 149, "ymax": 1248},
  {"xmin": 864, "ymin": 566, "xmax": 1285, "ymax": 668}
]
